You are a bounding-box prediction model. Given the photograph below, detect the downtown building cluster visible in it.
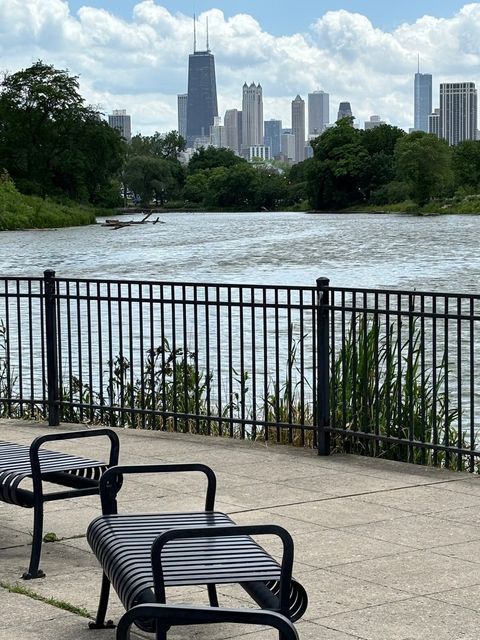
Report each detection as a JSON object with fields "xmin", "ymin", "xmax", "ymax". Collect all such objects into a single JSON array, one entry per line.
[
  {"xmin": 107, "ymin": 41, "xmax": 479, "ymax": 157},
  {"xmin": 413, "ymin": 68, "xmax": 478, "ymax": 144}
]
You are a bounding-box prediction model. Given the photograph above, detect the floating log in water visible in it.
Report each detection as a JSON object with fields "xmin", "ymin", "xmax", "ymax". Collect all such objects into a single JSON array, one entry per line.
[{"xmin": 101, "ymin": 211, "xmax": 165, "ymax": 229}]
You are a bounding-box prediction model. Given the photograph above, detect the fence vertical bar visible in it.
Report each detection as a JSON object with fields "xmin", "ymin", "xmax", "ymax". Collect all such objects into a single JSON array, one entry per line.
[
  {"xmin": 317, "ymin": 277, "xmax": 330, "ymax": 456},
  {"xmin": 44, "ymin": 269, "xmax": 59, "ymax": 426}
]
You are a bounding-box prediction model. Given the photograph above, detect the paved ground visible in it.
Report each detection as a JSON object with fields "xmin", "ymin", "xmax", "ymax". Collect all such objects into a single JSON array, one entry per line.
[{"xmin": 1, "ymin": 419, "xmax": 480, "ymax": 639}]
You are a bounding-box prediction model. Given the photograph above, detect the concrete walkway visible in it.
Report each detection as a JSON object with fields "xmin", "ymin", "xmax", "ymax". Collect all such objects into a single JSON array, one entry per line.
[{"xmin": 1, "ymin": 419, "xmax": 480, "ymax": 639}]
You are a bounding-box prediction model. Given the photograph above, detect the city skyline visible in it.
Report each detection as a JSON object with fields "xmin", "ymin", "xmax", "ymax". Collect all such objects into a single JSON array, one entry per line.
[{"xmin": 1, "ymin": 1, "xmax": 480, "ymax": 135}]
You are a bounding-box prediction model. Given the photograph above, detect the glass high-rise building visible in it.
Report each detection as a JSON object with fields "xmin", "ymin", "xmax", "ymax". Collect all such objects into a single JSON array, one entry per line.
[
  {"xmin": 414, "ymin": 72, "xmax": 432, "ymax": 132},
  {"xmin": 186, "ymin": 49, "xmax": 218, "ymax": 148},
  {"xmin": 308, "ymin": 90, "xmax": 329, "ymax": 136},
  {"xmin": 439, "ymin": 82, "xmax": 478, "ymax": 145},
  {"xmin": 264, "ymin": 119, "xmax": 282, "ymax": 157},
  {"xmin": 337, "ymin": 102, "xmax": 353, "ymax": 121},
  {"xmin": 177, "ymin": 94, "xmax": 188, "ymax": 141}
]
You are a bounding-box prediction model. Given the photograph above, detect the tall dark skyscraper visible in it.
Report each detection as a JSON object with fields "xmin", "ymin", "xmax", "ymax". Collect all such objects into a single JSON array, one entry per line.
[
  {"xmin": 186, "ymin": 23, "xmax": 218, "ymax": 147},
  {"xmin": 414, "ymin": 67, "xmax": 432, "ymax": 132}
]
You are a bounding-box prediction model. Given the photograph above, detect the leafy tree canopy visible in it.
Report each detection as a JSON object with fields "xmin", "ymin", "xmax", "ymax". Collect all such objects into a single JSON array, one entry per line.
[
  {"xmin": 188, "ymin": 146, "xmax": 246, "ymax": 174},
  {"xmin": 0, "ymin": 61, "xmax": 125, "ymax": 204}
]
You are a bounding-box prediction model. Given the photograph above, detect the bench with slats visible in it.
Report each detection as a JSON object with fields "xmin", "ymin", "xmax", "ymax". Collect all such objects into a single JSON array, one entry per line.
[
  {"xmin": 0, "ymin": 428, "xmax": 119, "ymax": 579},
  {"xmin": 87, "ymin": 464, "xmax": 307, "ymax": 639}
]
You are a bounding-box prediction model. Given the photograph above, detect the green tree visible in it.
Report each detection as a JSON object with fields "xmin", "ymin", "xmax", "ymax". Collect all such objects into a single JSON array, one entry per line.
[
  {"xmin": 394, "ymin": 132, "xmax": 453, "ymax": 206},
  {"xmin": 308, "ymin": 121, "xmax": 371, "ymax": 209},
  {"xmin": 0, "ymin": 61, "xmax": 125, "ymax": 203},
  {"xmin": 452, "ymin": 140, "xmax": 480, "ymax": 193},
  {"xmin": 188, "ymin": 147, "xmax": 245, "ymax": 174},
  {"xmin": 124, "ymin": 156, "xmax": 176, "ymax": 205}
]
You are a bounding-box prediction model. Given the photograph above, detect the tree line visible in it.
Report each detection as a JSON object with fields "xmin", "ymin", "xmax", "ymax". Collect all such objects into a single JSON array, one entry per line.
[{"xmin": 1, "ymin": 62, "xmax": 480, "ymax": 215}]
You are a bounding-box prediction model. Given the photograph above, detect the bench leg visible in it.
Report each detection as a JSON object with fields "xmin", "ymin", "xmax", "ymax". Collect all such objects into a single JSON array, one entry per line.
[
  {"xmin": 207, "ymin": 584, "xmax": 219, "ymax": 607},
  {"xmin": 22, "ymin": 502, "xmax": 45, "ymax": 579},
  {"xmin": 89, "ymin": 573, "xmax": 115, "ymax": 630}
]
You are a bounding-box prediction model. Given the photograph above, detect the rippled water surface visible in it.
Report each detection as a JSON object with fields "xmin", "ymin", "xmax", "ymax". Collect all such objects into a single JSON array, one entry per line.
[{"xmin": 1, "ymin": 212, "xmax": 479, "ymax": 292}]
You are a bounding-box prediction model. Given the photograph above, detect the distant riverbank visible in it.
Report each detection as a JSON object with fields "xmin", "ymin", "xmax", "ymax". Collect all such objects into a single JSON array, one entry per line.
[{"xmin": 0, "ymin": 178, "xmax": 111, "ymax": 231}]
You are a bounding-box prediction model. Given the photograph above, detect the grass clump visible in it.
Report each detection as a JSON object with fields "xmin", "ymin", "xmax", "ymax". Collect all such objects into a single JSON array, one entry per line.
[{"xmin": 0, "ymin": 580, "xmax": 91, "ymax": 618}]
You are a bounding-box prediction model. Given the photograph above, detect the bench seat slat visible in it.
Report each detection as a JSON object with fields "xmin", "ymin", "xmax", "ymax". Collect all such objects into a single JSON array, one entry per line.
[
  {"xmin": 87, "ymin": 511, "xmax": 282, "ymax": 611},
  {"xmin": 0, "ymin": 440, "xmax": 106, "ymax": 506}
]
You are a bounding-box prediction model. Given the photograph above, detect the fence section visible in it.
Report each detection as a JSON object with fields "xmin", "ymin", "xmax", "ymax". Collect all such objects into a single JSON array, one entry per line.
[
  {"xmin": 328, "ymin": 287, "xmax": 480, "ymax": 470},
  {"xmin": 0, "ymin": 271, "xmax": 479, "ymax": 470}
]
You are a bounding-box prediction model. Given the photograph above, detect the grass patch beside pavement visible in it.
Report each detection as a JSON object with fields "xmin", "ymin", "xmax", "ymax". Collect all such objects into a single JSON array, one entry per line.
[{"xmin": 0, "ymin": 579, "xmax": 91, "ymax": 618}]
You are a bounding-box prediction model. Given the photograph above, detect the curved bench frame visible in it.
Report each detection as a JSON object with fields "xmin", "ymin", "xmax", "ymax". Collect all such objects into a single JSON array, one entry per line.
[
  {"xmin": 0, "ymin": 428, "xmax": 119, "ymax": 579},
  {"xmin": 88, "ymin": 464, "xmax": 307, "ymax": 639},
  {"xmin": 116, "ymin": 603, "xmax": 299, "ymax": 640}
]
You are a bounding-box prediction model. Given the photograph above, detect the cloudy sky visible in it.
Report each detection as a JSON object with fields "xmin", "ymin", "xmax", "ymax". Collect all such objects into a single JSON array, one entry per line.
[{"xmin": 1, "ymin": 0, "xmax": 479, "ymax": 135}]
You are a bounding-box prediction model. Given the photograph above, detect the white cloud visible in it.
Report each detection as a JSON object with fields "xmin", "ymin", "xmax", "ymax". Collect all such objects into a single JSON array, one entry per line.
[{"xmin": 0, "ymin": 0, "xmax": 479, "ymax": 134}]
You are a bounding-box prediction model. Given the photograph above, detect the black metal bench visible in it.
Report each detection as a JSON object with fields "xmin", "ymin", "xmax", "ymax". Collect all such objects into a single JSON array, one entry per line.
[
  {"xmin": 116, "ymin": 603, "xmax": 299, "ymax": 640},
  {"xmin": 87, "ymin": 464, "xmax": 307, "ymax": 639},
  {"xmin": 0, "ymin": 428, "xmax": 119, "ymax": 579}
]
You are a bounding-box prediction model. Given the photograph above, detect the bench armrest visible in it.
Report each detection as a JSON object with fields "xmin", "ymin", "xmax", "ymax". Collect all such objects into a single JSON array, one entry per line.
[
  {"xmin": 29, "ymin": 428, "xmax": 120, "ymax": 496},
  {"xmin": 99, "ymin": 464, "xmax": 216, "ymax": 515},
  {"xmin": 116, "ymin": 603, "xmax": 299, "ymax": 640},
  {"xmin": 151, "ymin": 523, "xmax": 293, "ymax": 614}
]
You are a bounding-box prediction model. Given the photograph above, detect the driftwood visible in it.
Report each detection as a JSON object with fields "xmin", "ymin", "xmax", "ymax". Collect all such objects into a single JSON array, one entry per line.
[{"xmin": 101, "ymin": 211, "xmax": 165, "ymax": 230}]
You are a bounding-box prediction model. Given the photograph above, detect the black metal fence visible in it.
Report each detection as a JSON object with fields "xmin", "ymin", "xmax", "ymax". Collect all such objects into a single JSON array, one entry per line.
[{"xmin": 1, "ymin": 271, "xmax": 479, "ymax": 470}]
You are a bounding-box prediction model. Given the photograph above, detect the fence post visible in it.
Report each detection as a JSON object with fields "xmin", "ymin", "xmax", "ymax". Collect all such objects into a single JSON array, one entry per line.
[
  {"xmin": 44, "ymin": 269, "xmax": 60, "ymax": 426},
  {"xmin": 316, "ymin": 277, "xmax": 330, "ymax": 456}
]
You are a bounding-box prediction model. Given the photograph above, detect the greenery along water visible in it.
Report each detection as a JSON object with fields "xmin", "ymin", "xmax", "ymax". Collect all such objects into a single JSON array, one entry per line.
[{"xmin": 2, "ymin": 62, "xmax": 480, "ymax": 224}]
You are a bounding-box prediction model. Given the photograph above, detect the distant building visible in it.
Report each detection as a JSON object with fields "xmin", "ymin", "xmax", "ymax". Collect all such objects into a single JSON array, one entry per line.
[
  {"xmin": 264, "ymin": 119, "xmax": 282, "ymax": 157},
  {"xmin": 224, "ymin": 109, "xmax": 242, "ymax": 154},
  {"xmin": 108, "ymin": 109, "xmax": 131, "ymax": 143},
  {"xmin": 337, "ymin": 101, "xmax": 353, "ymax": 122},
  {"xmin": 186, "ymin": 47, "xmax": 218, "ymax": 148},
  {"xmin": 428, "ymin": 108, "xmax": 440, "ymax": 137},
  {"xmin": 365, "ymin": 115, "xmax": 386, "ymax": 130},
  {"xmin": 291, "ymin": 95, "xmax": 305, "ymax": 163},
  {"xmin": 247, "ymin": 145, "xmax": 271, "ymax": 162},
  {"xmin": 281, "ymin": 132, "xmax": 295, "ymax": 163},
  {"xmin": 439, "ymin": 82, "xmax": 478, "ymax": 145},
  {"xmin": 177, "ymin": 94, "xmax": 188, "ymax": 141},
  {"xmin": 414, "ymin": 71, "xmax": 432, "ymax": 132},
  {"xmin": 308, "ymin": 90, "xmax": 329, "ymax": 136},
  {"xmin": 210, "ymin": 116, "xmax": 225, "ymax": 148},
  {"xmin": 242, "ymin": 82, "xmax": 263, "ymax": 151}
]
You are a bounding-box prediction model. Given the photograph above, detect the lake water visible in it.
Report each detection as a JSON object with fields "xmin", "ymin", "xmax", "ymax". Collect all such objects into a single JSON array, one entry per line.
[{"xmin": 1, "ymin": 211, "xmax": 479, "ymax": 293}]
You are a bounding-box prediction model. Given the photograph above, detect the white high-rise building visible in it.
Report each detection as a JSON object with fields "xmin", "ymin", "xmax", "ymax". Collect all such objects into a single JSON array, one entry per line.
[
  {"xmin": 108, "ymin": 109, "xmax": 132, "ymax": 143},
  {"xmin": 224, "ymin": 109, "xmax": 242, "ymax": 154},
  {"xmin": 210, "ymin": 116, "xmax": 225, "ymax": 148},
  {"xmin": 291, "ymin": 95, "xmax": 305, "ymax": 164},
  {"xmin": 308, "ymin": 90, "xmax": 329, "ymax": 136},
  {"xmin": 242, "ymin": 83, "xmax": 263, "ymax": 151},
  {"xmin": 439, "ymin": 82, "xmax": 478, "ymax": 145},
  {"xmin": 281, "ymin": 132, "xmax": 295, "ymax": 162}
]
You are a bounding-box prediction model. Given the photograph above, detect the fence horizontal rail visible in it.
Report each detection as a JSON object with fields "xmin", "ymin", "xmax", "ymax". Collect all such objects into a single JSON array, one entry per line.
[{"xmin": 0, "ymin": 272, "xmax": 478, "ymax": 471}]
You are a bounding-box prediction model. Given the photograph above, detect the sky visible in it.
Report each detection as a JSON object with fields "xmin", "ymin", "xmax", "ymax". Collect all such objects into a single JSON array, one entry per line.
[{"xmin": 1, "ymin": 0, "xmax": 479, "ymax": 136}]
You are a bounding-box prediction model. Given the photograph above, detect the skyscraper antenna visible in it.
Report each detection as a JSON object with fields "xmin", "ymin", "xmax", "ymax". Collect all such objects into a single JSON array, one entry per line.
[
  {"xmin": 206, "ymin": 16, "xmax": 209, "ymax": 51},
  {"xmin": 193, "ymin": 13, "xmax": 197, "ymax": 53}
]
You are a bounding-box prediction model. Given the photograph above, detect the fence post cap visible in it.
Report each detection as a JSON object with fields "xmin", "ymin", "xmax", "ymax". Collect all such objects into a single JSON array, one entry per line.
[
  {"xmin": 316, "ymin": 277, "xmax": 330, "ymax": 288},
  {"xmin": 44, "ymin": 269, "xmax": 56, "ymax": 279}
]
